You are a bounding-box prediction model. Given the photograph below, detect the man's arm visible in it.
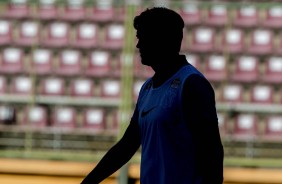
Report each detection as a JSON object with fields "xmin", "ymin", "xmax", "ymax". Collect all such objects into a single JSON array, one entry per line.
[{"xmin": 81, "ymin": 117, "xmax": 141, "ymax": 184}]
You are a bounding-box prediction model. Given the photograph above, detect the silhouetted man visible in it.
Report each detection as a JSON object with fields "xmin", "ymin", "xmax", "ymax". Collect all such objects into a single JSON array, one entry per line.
[{"xmin": 81, "ymin": 7, "xmax": 224, "ymax": 184}]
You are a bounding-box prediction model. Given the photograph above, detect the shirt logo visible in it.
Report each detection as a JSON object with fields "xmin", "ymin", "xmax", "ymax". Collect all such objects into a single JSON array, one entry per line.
[{"xmin": 141, "ymin": 106, "xmax": 156, "ymax": 117}]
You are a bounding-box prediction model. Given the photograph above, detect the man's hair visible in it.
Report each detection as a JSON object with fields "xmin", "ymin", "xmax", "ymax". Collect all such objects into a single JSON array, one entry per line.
[{"xmin": 133, "ymin": 7, "xmax": 185, "ymax": 52}]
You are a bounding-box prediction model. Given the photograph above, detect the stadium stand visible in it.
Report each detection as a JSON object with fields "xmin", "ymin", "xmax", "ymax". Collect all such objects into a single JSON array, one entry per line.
[
  {"xmin": 51, "ymin": 106, "xmax": 76, "ymax": 128},
  {"xmin": 56, "ymin": 49, "xmax": 82, "ymax": 76},
  {"xmin": 0, "ymin": 47, "xmax": 24, "ymax": 74},
  {"xmin": 102, "ymin": 23, "xmax": 125, "ymax": 50},
  {"xmin": 85, "ymin": 50, "xmax": 112, "ymax": 77},
  {"xmin": 263, "ymin": 115, "xmax": 282, "ymax": 142},
  {"xmin": 22, "ymin": 106, "xmax": 48, "ymax": 127},
  {"xmin": 204, "ymin": 4, "xmax": 228, "ymax": 27},
  {"xmin": 250, "ymin": 85, "xmax": 274, "ymax": 104},
  {"xmin": 15, "ymin": 20, "xmax": 40, "ymax": 47},
  {"xmin": 70, "ymin": 78, "xmax": 94, "ymax": 97},
  {"xmin": 72, "ymin": 22, "xmax": 99, "ymax": 49},
  {"xmin": 203, "ymin": 55, "xmax": 227, "ymax": 82},
  {"xmin": 262, "ymin": 6, "xmax": 282, "ymax": 29},
  {"xmin": 178, "ymin": 3, "xmax": 201, "ymax": 26},
  {"xmin": 82, "ymin": 108, "xmax": 105, "ymax": 130},
  {"xmin": 40, "ymin": 77, "xmax": 65, "ymax": 96},
  {"xmin": 232, "ymin": 5, "xmax": 260, "ymax": 27},
  {"xmin": 0, "ymin": 19, "xmax": 12, "ymax": 46},
  {"xmin": 217, "ymin": 28, "xmax": 245, "ymax": 54},
  {"xmin": 10, "ymin": 76, "xmax": 32, "ymax": 95},
  {"xmin": 100, "ymin": 80, "xmax": 121, "ymax": 98},
  {"xmin": 221, "ymin": 84, "xmax": 243, "ymax": 103},
  {"xmin": 247, "ymin": 29, "xmax": 274, "ymax": 55},
  {"xmin": 188, "ymin": 27, "xmax": 215, "ymax": 53},
  {"xmin": 262, "ymin": 56, "xmax": 282, "ymax": 84},
  {"xmin": 30, "ymin": 48, "xmax": 53, "ymax": 75}
]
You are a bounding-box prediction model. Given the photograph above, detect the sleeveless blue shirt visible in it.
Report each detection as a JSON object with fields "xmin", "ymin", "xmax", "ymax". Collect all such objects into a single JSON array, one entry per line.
[{"xmin": 136, "ymin": 64, "xmax": 206, "ymax": 184}]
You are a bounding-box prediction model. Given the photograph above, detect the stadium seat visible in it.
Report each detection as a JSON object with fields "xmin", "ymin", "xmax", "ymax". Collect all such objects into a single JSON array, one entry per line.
[
  {"xmin": 0, "ymin": 20, "xmax": 12, "ymax": 46},
  {"xmin": 262, "ymin": 6, "xmax": 282, "ymax": 28},
  {"xmin": 232, "ymin": 113, "xmax": 258, "ymax": 141},
  {"xmin": 82, "ymin": 108, "xmax": 105, "ymax": 130},
  {"xmin": 41, "ymin": 22, "xmax": 70, "ymax": 48},
  {"xmin": 250, "ymin": 85, "xmax": 273, "ymax": 104},
  {"xmin": 133, "ymin": 80, "xmax": 144, "ymax": 101},
  {"xmin": 188, "ymin": 27, "xmax": 215, "ymax": 53},
  {"xmin": 85, "ymin": 50, "xmax": 111, "ymax": 77},
  {"xmin": 263, "ymin": 116, "xmax": 282, "ymax": 142},
  {"xmin": 0, "ymin": 105, "xmax": 16, "ymax": 125},
  {"xmin": 217, "ymin": 28, "xmax": 245, "ymax": 54},
  {"xmin": 22, "ymin": 106, "xmax": 47, "ymax": 127},
  {"xmin": 0, "ymin": 47, "xmax": 24, "ymax": 74},
  {"xmin": 56, "ymin": 49, "xmax": 82, "ymax": 76},
  {"xmin": 231, "ymin": 56, "xmax": 259, "ymax": 83},
  {"xmin": 30, "ymin": 48, "xmax": 53, "ymax": 75},
  {"xmin": 11, "ymin": 76, "xmax": 32, "ymax": 95},
  {"xmin": 101, "ymin": 24, "xmax": 125, "ymax": 50},
  {"xmin": 70, "ymin": 78, "xmax": 94, "ymax": 97},
  {"xmin": 72, "ymin": 23, "xmax": 99, "ymax": 49},
  {"xmin": 40, "ymin": 77, "xmax": 65, "ymax": 96},
  {"xmin": 88, "ymin": 0, "xmax": 114, "ymax": 22},
  {"xmin": 178, "ymin": 3, "xmax": 201, "ymax": 26},
  {"xmin": 185, "ymin": 54, "xmax": 201, "ymax": 70},
  {"xmin": 204, "ymin": 4, "xmax": 228, "ymax": 26},
  {"xmin": 203, "ymin": 55, "xmax": 227, "ymax": 82},
  {"xmin": 221, "ymin": 84, "xmax": 243, "ymax": 103},
  {"xmin": 37, "ymin": 0, "xmax": 58, "ymax": 20},
  {"xmin": 60, "ymin": 0, "xmax": 86, "ymax": 21},
  {"xmin": 217, "ymin": 112, "xmax": 228, "ymax": 137},
  {"xmin": 4, "ymin": 0, "xmax": 29, "ymax": 19},
  {"xmin": 247, "ymin": 29, "xmax": 273, "ymax": 55},
  {"xmin": 100, "ymin": 80, "xmax": 121, "ymax": 98},
  {"xmin": 51, "ymin": 107, "xmax": 76, "ymax": 128},
  {"xmin": 262, "ymin": 57, "xmax": 282, "ymax": 84},
  {"xmin": 0, "ymin": 76, "xmax": 7, "ymax": 94},
  {"xmin": 15, "ymin": 21, "xmax": 40, "ymax": 46},
  {"xmin": 232, "ymin": 5, "xmax": 259, "ymax": 27}
]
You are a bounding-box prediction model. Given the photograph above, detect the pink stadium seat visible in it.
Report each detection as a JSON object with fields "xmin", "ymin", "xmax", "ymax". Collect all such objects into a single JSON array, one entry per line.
[
  {"xmin": 70, "ymin": 78, "xmax": 94, "ymax": 97},
  {"xmin": 233, "ymin": 113, "xmax": 258, "ymax": 141},
  {"xmin": 88, "ymin": 0, "xmax": 114, "ymax": 22},
  {"xmin": 4, "ymin": 0, "xmax": 29, "ymax": 19},
  {"xmin": 217, "ymin": 28, "xmax": 244, "ymax": 54},
  {"xmin": 0, "ymin": 76, "xmax": 7, "ymax": 94},
  {"xmin": 22, "ymin": 106, "xmax": 47, "ymax": 127},
  {"xmin": 188, "ymin": 27, "xmax": 215, "ymax": 53},
  {"xmin": 262, "ymin": 57, "xmax": 282, "ymax": 84},
  {"xmin": 10, "ymin": 76, "xmax": 32, "ymax": 95},
  {"xmin": 82, "ymin": 108, "xmax": 105, "ymax": 130},
  {"xmin": 204, "ymin": 4, "xmax": 228, "ymax": 26},
  {"xmin": 37, "ymin": 0, "xmax": 58, "ymax": 20},
  {"xmin": 102, "ymin": 24, "xmax": 125, "ymax": 50},
  {"xmin": 100, "ymin": 80, "xmax": 121, "ymax": 98},
  {"xmin": 72, "ymin": 23, "xmax": 99, "ymax": 49},
  {"xmin": 221, "ymin": 84, "xmax": 243, "ymax": 103},
  {"xmin": 40, "ymin": 77, "xmax": 65, "ymax": 96},
  {"xmin": 133, "ymin": 80, "xmax": 144, "ymax": 101},
  {"xmin": 233, "ymin": 5, "xmax": 259, "ymax": 27},
  {"xmin": 217, "ymin": 112, "xmax": 228, "ymax": 137},
  {"xmin": 203, "ymin": 55, "xmax": 227, "ymax": 82},
  {"xmin": 262, "ymin": 6, "xmax": 282, "ymax": 28},
  {"xmin": 0, "ymin": 105, "xmax": 16, "ymax": 125},
  {"xmin": 179, "ymin": 3, "xmax": 201, "ymax": 25},
  {"xmin": 185, "ymin": 54, "xmax": 201, "ymax": 70},
  {"xmin": 15, "ymin": 21, "xmax": 40, "ymax": 46},
  {"xmin": 0, "ymin": 47, "xmax": 24, "ymax": 74},
  {"xmin": 60, "ymin": 0, "xmax": 86, "ymax": 21},
  {"xmin": 56, "ymin": 49, "xmax": 82, "ymax": 76},
  {"xmin": 250, "ymin": 85, "xmax": 273, "ymax": 104},
  {"xmin": 85, "ymin": 51, "xmax": 111, "ymax": 77},
  {"xmin": 0, "ymin": 20, "xmax": 12, "ymax": 45},
  {"xmin": 51, "ymin": 107, "xmax": 76, "ymax": 128},
  {"xmin": 41, "ymin": 22, "xmax": 70, "ymax": 48},
  {"xmin": 247, "ymin": 29, "xmax": 273, "ymax": 55},
  {"xmin": 263, "ymin": 116, "xmax": 282, "ymax": 141},
  {"xmin": 231, "ymin": 56, "xmax": 259, "ymax": 83},
  {"xmin": 30, "ymin": 48, "xmax": 53, "ymax": 75}
]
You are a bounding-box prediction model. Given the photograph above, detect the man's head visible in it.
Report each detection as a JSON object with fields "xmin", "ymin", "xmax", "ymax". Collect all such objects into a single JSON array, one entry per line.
[{"xmin": 134, "ymin": 7, "xmax": 184, "ymax": 66}]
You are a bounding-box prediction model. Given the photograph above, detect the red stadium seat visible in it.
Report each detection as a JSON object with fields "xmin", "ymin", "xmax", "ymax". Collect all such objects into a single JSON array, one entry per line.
[
  {"xmin": 30, "ymin": 48, "xmax": 53, "ymax": 75},
  {"xmin": 263, "ymin": 116, "xmax": 282, "ymax": 142},
  {"xmin": 262, "ymin": 6, "xmax": 282, "ymax": 29},
  {"xmin": 203, "ymin": 55, "xmax": 227, "ymax": 82},
  {"xmin": 247, "ymin": 29, "xmax": 273, "ymax": 55},
  {"xmin": 51, "ymin": 107, "xmax": 76, "ymax": 128},
  {"xmin": 0, "ymin": 105, "xmax": 16, "ymax": 125},
  {"xmin": 102, "ymin": 24, "xmax": 125, "ymax": 50},
  {"xmin": 217, "ymin": 28, "xmax": 244, "ymax": 54},
  {"xmin": 11, "ymin": 76, "xmax": 32, "ymax": 95},
  {"xmin": 85, "ymin": 50, "xmax": 111, "ymax": 77},
  {"xmin": 4, "ymin": 0, "xmax": 29, "ymax": 19},
  {"xmin": 185, "ymin": 54, "xmax": 201, "ymax": 70},
  {"xmin": 60, "ymin": 0, "xmax": 86, "ymax": 21},
  {"xmin": 70, "ymin": 78, "xmax": 94, "ymax": 97},
  {"xmin": 22, "ymin": 106, "xmax": 48, "ymax": 127},
  {"xmin": 0, "ymin": 20, "xmax": 12, "ymax": 46},
  {"xmin": 40, "ymin": 77, "xmax": 65, "ymax": 96},
  {"xmin": 0, "ymin": 47, "xmax": 24, "ymax": 74},
  {"xmin": 41, "ymin": 22, "xmax": 70, "ymax": 48},
  {"xmin": 231, "ymin": 56, "xmax": 259, "ymax": 83},
  {"xmin": 233, "ymin": 5, "xmax": 259, "ymax": 27},
  {"xmin": 15, "ymin": 21, "xmax": 40, "ymax": 46},
  {"xmin": 82, "ymin": 108, "xmax": 105, "ymax": 130},
  {"xmin": 179, "ymin": 3, "xmax": 201, "ymax": 26},
  {"xmin": 88, "ymin": 0, "xmax": 114, "ymax": 22},
  {"xmin": 72, "ymin": 23, "xmax": 99, "ymax": 49},
  {"xmin": 37, "ymin": 0, "xmax": 58, "ymax": 20},
  {"xmin": 262, "ymin": 57, "xmax": 282, "ymax": 84},
  {"xmin": 188, "ymin": 27, "xmax": 215, "ymax": 53},
  {"xmin": 0, "ymin": 76, "xmax": 7, "ymax": 94},
  {"xmin": 56, "ymin": 49, "xmax": 82, "ymax": 76},
  {"xmin": 100, "ymin": 80, "xmax": 121, "ymax": 98},
  {"xmin": 204, "ymin": 4, "xmax": 228, "ymax": 26},
  {"xmin": 233, "ymin": 113, "xmax": 258, "ymax": 141},
  {"xmin": 250, "ymin": 85, "xmax": 273, "ymax": 104},
  {"xmin": 221, "ymin": 84, "xmax": 243, "ymax": 103}
]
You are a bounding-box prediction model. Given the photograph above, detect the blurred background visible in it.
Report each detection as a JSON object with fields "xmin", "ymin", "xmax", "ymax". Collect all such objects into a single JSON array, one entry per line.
[{"xmin": 0, "ymin": 0, "xmax": 281, "ymax": 183}]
